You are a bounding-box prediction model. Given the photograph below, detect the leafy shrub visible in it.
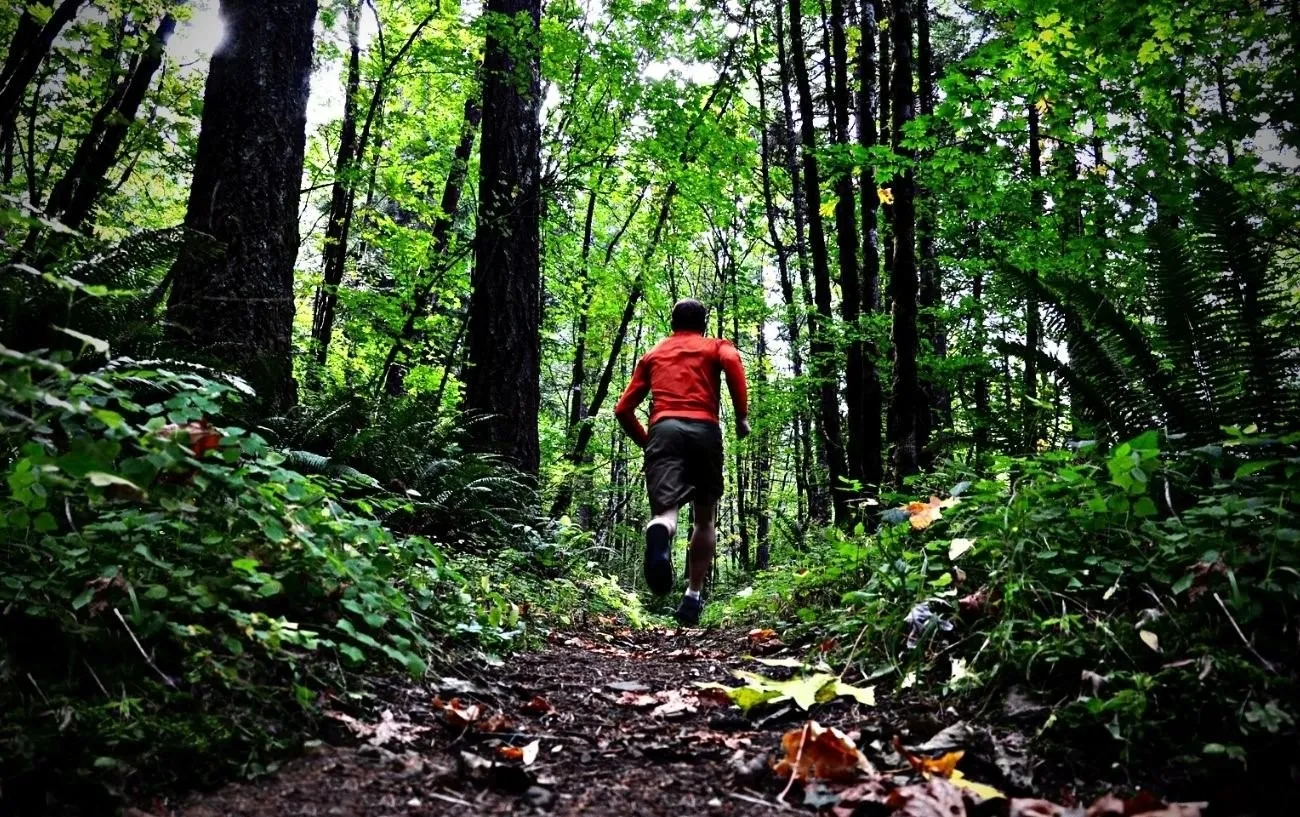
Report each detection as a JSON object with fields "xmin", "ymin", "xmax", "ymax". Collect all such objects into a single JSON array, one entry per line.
[
  {"xmin": 711, "ymin": 428, "xmax": 1300, "ymax": 765},
  {"xmin": 0, "ymin": 343, "xmax": 513, "ymax": 807}
]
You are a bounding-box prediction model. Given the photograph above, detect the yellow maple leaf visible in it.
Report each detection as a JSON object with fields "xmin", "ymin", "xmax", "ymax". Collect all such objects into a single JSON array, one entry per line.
[{"xmin": 877, "ymin": 187, "xmax": 894, "ymax": 205}]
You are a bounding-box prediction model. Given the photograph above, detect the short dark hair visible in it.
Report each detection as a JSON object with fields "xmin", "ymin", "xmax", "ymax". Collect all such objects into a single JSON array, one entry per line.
[{"xmin": 671, "ymin": 298, "xmax": 708, "ymax": 332}]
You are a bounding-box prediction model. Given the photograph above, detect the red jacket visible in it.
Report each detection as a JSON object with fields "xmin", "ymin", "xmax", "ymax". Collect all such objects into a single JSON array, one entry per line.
[{"xmin": 614, "ymin": 330, "xmax": 749, "ymax": 448}]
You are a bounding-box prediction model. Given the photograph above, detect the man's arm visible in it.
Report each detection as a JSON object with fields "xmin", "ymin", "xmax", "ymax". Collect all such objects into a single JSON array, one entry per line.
[
  {"xmin": 613, "ymin": 356, "xmax": 651, "ymax": 448},
  {"xmin": 718, "ymin": 340, "xmax": 750, "ymax": 438}
]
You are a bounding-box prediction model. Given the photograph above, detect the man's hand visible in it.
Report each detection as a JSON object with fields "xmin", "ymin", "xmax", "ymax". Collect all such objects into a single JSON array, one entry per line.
[{"xmin": 736, "ymin": 416, "xmax": 751, "ymax": 440}]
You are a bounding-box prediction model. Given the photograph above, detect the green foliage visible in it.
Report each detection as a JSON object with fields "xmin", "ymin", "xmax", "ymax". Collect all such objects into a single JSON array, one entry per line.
[
  {"xmin": 0, "ymin": 342, "xmax": 526, "ymax": 801},
  {"xmin": 712, "ymin": 429, "xmax": 1300, "ymax": 764}
]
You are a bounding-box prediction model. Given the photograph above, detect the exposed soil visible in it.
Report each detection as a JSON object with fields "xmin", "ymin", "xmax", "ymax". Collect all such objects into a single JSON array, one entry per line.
[{"xmin": 151, "ymin": 626, "xmax": 1235, "ymax": 817}]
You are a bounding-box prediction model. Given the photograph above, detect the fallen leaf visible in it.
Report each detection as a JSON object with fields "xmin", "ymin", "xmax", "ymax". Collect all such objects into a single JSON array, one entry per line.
[
  {"xmin": 747, "ymin": 628, "xmax": 778, "ymax": 644},
  {"xmin": 1009, "ymin": 799, "xmax": 1074, "ymax": 817},
  {"xmin": 1138, "ymin": 630, "xmax": 1160, "ymax": 652},
  {"xmin": 521, "ymin": 695, "xmax": 555, "ymax": 715},
  {"xmin": 497, "ymin": 745, "xmax": 525, "ymax": 761},
  {"xmin": 519, "ymin": 739, "xmax": 540, "ymax": 765},
  {"xmin": 949, "ymin": 537, "xmax": 976, "ymax": 560},
  {"xmin": 886, "ymin": 777, "xmax": 970, "ymax": 815},
  {"xmin": 772, "ymin": 721, "xmax": 875, "ymax": 782},
  {"xmin": 431, "ymin": 696, "xmax": 484, "ymax": 729},
  {"xmin": 479, "ymin": 712, "xmax": 514, "ymax": 733},
  {"xmin": 607, "ymin": 680, "xmax": 650, "ymax": 692},
  {"xmin": 819, "ymin": 638, "xmax": 839, "ymax": 653},
  {"xmin": 695, "ymin": 686, "xmax": 734, "ymax": 708},
  {"xmin": 615, "ymin": 691, "xmax": 657, "ymax": 708},
  {"xmin": 901, "ymin": 670, "xmax": 918, "ymax": 689},
  {"xmin": 326, "ymin": 709, "xmax": 430, "ymax": 746},
  {"xmin": 951, "ymin": 769, "xmax": 1006, "ymax": 801}
]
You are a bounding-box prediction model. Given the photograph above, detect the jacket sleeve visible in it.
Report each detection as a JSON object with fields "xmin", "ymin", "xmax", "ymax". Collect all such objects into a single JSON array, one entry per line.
[
  {"xmin": 718, "ymin": 340, "xmax": 749, "ymax": 419},
  {"xmin": 613, "ymin": 355, "xmax": 651, "ymax": 448}
]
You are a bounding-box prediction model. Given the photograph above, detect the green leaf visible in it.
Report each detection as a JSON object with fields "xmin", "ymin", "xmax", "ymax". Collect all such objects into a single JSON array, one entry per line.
[{"xmin": 86, "ymin": 472, "xmax": 140, "ymax": 490}]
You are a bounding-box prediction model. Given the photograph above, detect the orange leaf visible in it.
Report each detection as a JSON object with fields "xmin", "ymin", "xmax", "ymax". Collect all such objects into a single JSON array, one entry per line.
[
  {"xmin": 773, "ymin": 721, "xmax": 874, "ymax": 782},
  {"xmin": 521, "ymin": 695, "xmax": 555, "ymax": 715},
  {"xmin": 497, "ymin": 745, "xmax": 525, "ymax": 761}
]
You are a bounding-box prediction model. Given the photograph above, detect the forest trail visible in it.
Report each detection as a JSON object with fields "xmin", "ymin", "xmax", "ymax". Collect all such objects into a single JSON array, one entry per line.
[{"xmin": 165, "ymin": 627, "xmax": 1205, "ymax": 817}]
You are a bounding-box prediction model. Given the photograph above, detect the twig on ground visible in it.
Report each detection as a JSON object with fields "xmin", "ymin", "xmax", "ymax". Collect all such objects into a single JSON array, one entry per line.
[
  {"xmin": 26, "ymin": 672, "xmax": 49, "ymax": 705},
  {"xmin": 1213, "ymin": 592, "xmax": 1276, "ymax": 673},
  {"xmin": 777, "ymin": 722, "xmax": 810, "ymax": 803},
  {"xmin": 115, "ymin": 607, "xmax": 175, "ymax": 687},
  {"xmin": 427, "ymin": 790, "xmax": 474, "ymax": 808},
  {"xmin": 837, "ymin": 619, "xmax": 872, "ymax": 682},
  {"xmin": 730, "ymin": 790, "xmax": 787, "ymax": 810}
]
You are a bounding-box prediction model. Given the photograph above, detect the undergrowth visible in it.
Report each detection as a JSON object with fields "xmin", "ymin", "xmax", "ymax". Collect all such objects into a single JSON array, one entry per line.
[
  {"xmin": 0, "ymin": 341, "xmax": 639, "ymax": 813},
  {"xmin": 709, "ymin": 429, "xmax": 1299, "ymax": 782}
]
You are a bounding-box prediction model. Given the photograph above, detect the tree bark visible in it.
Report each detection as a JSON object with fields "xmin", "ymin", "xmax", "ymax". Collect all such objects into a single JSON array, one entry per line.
[
  {"xmin": 310, "ymin": 0, "xmax": 364, "ymax": 366},
  {"xmin": 886, "ymin": 0, "xmax": 924, "ymax": 485},
  {"xmin": 915, "ymin": 0, "xmax": 947, "ymax": 463},
  {"xmin": 775, "ymin": 0, "xmax": 827, "ymax": 523},
  {"xmin": 45, "ymin": 13, "xmax": 177, "ymax": 230},
  {"xmin": 166, "ymin": 0, "xmax": 318, "ymax": 414},
  {"xmin": 754, "ymin": 322, "xmax": 772, "ymax": 568},
  {"xmin": 0, "ymin": 0, "xmax": 87, "ymax": 146},
  {"xmin": 789, "ymin": 0, "xmax": 849, "ymax": 522},
  {"xmin": 858, "ymin": 0, "xmax": 885, "ymax": 494},
  {"xmin": 465, "ymin": 0, "xmax": 544, "ymax": 474},
  {"xmin": 1024, "ymin": 102, "xmax": 1043, "ymax": 452},
  {"xmin": 829, "ymin": 0, "xmax": 867, "ymax": 496}
]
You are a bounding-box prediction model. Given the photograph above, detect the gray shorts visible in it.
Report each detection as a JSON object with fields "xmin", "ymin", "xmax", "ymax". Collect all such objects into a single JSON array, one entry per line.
[{"xmin": 644, "ymin": 418, "xmax": 724, "ymax": 513}]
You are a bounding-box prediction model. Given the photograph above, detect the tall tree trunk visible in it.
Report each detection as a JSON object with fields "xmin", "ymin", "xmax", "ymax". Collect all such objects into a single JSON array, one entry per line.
[
  {"xmin": 0, "ymin": 0, "xmax": 87, "ymax": 146},
  {"xmin": 1024, "ymin": 102, "xmax": 1043, "ymax": 453},
  {"xmin": 886, "ymin": 0, "xmax": 924, "ymax": 485},
  {"xmin": 829, "ymin": 0, "xmax": 866, "ymax": 497},
  {"xmin": 877, "ymin": 1, "xmax": 893, "ymax": 317},
  {"xmin": 971, "ymin": 262, "xmax": 990, "ymax": 466},
  {"xmin": 310, "ymin": 8, "xmax": 437, "ymax": 366},
  {"xmin": 44, "ymin": 13, "xmax": 177, "ymax": 230},
  {"xmin": 790, "ymin": 0, "xmax": 849, "ymax": 522},
  {"xmin": 914, "ymin": 0, "xmax": 947, "ymax": 463},
  {"xmin": 775, "ymin": 0, "xmax": 827, "ymax": 523},
  {"xmin": 310, "ymin": 0, "xmax": 364, "ymax": 366},
  {"xmin": 754, "ymin": 322, "xmax": 772, "ymax": 568},
  {"xmin": 754, "ymin": 18, "xmax": 814, "ymax": 527},
  {"xmin": 465, "ymin": 0, "xmax": 543, "ymax": 474},
  {"xmin": 379, "ymin": 92, "xmax": 483, "ymax": 394},
  {"xmin": 166, "ymin": 0, "xmax": 318, "ymax": 414},
  {"xmin": 858, "ymin": 0, "xmax": 885, "ymax": 493}
]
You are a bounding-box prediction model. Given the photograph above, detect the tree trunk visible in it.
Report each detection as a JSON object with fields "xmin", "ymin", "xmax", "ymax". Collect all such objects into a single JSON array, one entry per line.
[
  {"xmin": 754, "ymin": 18, "xmax": 814, "ymax": 527},
  {"xmin": 0, "ymin": 0, "xmax": 87, "ymax": 146},
  {"xmin": 775, "ymin": 0, "xmax": 827, "ymax": 523},
  {"xmin": 310, "ymin": 0, "xmax": 364, "ymax": 367},
  {"xmin": 886, "ymin": 0, "xmax": 924, "ymax": 485},
  {"xmin": 915, "ymin": 0, "xmax": 947, "ymax": 463},
  {"xmin": 829, "ymin": 0, "xmax": 867, "ymax": 497},
  {"xmin": 789, "ymin": 0, "xmax": 849, "ymax": 522},
  {"xmin": 465, "ymin": 0, "xmax": 543, "ymax": 474},
  {"xmin": 754, "ymin": 322, "xmax": 772, "ymax": 568},
  {"xmin": 45, "ymin": 13, "xmax": 177, "ymax": 230},
  {"xmin": 165, "ymin": 0, "xmax": 318, "ymax": 414},
  {"xmin": 971, "ymin": 263, "xmax": 990, "ymax": 466},
  {"xmin": 877, "ymin": 1, "xmax": 893, "ymax": 318},
  {"xmin": 858, "ymin": 0, "xmax": 885, "ymax": 494},
  {"xmin": 1024, "ymin": 102, "xmax": 1043, "ymax": 453}
]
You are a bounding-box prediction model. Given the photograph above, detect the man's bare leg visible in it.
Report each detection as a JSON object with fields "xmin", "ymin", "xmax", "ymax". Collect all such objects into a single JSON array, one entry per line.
[{"xmin": 676, "ymin": 500, "xmax": 716, "ymax": 625}]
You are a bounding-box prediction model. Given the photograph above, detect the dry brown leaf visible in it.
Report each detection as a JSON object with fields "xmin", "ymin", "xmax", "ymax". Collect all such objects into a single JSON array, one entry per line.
[
  {"xmin": 431, "ymin": 696, "xmax": 483, "ymax": 729},
  {"xmin": 696, "ymin": 686, "xmax": 733, "ymax": 708},
  {"xmin": 326, "ymin": 709, "xmax": 429, "ymax": 747},
  {"xmin": 772, "ymin": 721, "xmax": 874, "ymax": 782},
  {"xmin": 747, "ymin": 628, "xmax": 779, "ymax": 644},
  {"xmin": 479, "ymin": 712, "xmax": 514, "ymax": 733},
  {"xmin": 521, "ymin": 695, "xmax": 556, "ymax": 715},
  {"xmin": 832, "ymin": 779, "xmax": 892, "ymax": 817},
  {"xmin": 615, "ymin": 691, "xmax": 658, "ymax": 708},
  {"xmin": 1009, "ymin": 799, "xmax": 1074, "ymax": 817},
  {"xmin": 886, "ymin": 777, "xmax": 969, "ymax": 816}
]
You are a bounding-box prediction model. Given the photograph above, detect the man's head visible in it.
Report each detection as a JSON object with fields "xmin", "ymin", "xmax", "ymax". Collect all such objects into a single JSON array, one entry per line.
[{"xmin": 671, "ymin": 298, "xmax": 708, "ymax": 333}]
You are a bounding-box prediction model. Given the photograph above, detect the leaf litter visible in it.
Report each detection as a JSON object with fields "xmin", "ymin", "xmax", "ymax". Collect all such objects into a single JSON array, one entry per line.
[{"xmin": 175, "ymin": 627, "xmax": 1210, "ymax": 817}]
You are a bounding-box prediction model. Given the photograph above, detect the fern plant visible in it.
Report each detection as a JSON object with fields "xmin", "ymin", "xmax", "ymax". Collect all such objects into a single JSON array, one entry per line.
[{"xmin": 1002, "ymin": 172, "xmax": 1300, "ymax": 442}]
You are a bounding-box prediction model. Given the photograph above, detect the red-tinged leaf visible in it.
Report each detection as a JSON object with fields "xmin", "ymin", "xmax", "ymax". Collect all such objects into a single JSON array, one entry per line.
[
  {"xmin": 521, "ymin": 695, "xmax": 555, "ymax": 715},
  {"xmin": 886, "ymin": 777, "xmax": 969, "ymax": 816}
]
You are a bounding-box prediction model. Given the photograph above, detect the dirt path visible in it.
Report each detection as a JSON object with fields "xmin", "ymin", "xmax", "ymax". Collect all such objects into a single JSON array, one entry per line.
[{"xmin": 166, "ymin": 627, "xmax": 1201, "ymax": 817}]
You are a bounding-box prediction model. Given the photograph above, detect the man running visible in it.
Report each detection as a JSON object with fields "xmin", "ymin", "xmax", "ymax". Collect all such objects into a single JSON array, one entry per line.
[{"xmin": 613, "ymin": 298, "xmax": 749, "ymax": 626}]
